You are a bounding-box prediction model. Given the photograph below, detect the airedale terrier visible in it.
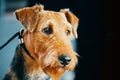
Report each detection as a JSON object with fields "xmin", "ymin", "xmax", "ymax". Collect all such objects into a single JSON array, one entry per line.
[{"xmin": 3, "ymin": 5, "xmax": 79, "ymax": 80}]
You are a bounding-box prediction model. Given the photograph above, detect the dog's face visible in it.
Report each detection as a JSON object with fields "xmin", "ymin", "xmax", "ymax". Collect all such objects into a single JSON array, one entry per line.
[{"xmin": 15, "ymin": 5, "xmax": 79, "ymax": 79}]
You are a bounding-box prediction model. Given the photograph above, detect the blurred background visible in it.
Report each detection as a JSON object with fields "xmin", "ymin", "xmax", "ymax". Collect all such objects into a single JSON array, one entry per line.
[{"xmin": 0, "ymin": 0, "xmax": 112, "ymax": 80}]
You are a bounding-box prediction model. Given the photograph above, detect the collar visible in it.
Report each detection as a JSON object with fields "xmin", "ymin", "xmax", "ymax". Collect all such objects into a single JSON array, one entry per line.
[{"xmin": 18, "ymin": 29, "xmax": 35, "ymax": 60}]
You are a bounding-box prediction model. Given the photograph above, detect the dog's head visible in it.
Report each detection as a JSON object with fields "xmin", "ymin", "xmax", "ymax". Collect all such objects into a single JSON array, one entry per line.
[{"xmin": 15, "ymin": 5, "xmax": 79, "ymax": 79}]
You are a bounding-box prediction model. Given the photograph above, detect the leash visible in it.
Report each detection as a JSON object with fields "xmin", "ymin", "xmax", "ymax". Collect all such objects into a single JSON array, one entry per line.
[
  {"xmin": 0, "ymin": 29, "xmax": 35, "ymax": 60},
  {"xmin": 0, "ymin": 31, "xmax": 19, "ymax": 49}
]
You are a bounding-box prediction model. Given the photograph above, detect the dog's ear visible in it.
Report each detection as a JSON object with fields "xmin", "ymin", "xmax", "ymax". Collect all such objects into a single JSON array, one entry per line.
[
  {"xmin": 15, "ymin": 5, "xmax": 44, "ymax": 32},
  {"xmin": 61, "ymin": 9, "xmax": 79, "ymax": 38}
]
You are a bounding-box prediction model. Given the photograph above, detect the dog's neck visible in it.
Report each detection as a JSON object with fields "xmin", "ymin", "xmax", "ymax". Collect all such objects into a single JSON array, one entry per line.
[{"xmin": 21, "ymin": 47, "xmax": 50, "ymax": 80}]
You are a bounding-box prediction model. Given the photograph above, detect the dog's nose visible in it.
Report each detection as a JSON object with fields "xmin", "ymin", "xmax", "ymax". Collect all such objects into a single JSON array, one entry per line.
[{"xmin": 59, "ymin": 55, "xmax": 71, "ymax": 66}]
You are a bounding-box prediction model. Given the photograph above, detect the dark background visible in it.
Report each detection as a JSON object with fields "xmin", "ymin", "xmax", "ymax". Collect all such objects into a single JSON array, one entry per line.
[{"xmin": 27, "ymin": 0, "xmax": 112, "ymax": 80}]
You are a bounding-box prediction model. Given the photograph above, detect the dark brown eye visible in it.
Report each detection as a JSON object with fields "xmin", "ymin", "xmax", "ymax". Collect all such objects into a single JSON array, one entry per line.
[
  {"xmin": 66, "ymin": 30, "xmax": 71, "ymax": 36},
  {"xmin": 42, "ymin": 27, "xmax": 52, "ymax": 35}
]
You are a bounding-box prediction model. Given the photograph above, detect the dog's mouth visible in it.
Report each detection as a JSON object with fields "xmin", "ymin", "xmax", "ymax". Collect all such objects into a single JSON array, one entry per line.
[
  {"xmin": 42, "ymin": 61, "xmax": 72, "ymax": 71},
  {"xmin": 42, "ymin": 66, "xmax": 68, "ymax": 80}
]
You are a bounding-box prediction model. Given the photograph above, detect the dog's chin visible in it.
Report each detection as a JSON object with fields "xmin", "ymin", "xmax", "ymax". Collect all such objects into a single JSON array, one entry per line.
[
  {"xmin": 42, "ymin": 66, "xmax": 65, "ymax": 78},
  {"xmin": 42, "ymin": 64, "xmax": 74, "ymax": 79}
]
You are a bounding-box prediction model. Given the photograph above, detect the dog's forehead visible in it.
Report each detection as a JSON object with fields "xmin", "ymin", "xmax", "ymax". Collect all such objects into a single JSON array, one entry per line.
[
  {"xmin": 38, "ymin": 10, "xmax": 72, "ymax": 28},
  {"xmin": 39, "ymin": 10, "xmax": 65, "ymax": 18}
]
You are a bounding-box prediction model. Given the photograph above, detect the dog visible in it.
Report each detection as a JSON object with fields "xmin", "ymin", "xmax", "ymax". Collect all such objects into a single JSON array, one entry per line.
[{"xmin": 2, "ymin": 5, "xmax": 79, "ymax": 80}]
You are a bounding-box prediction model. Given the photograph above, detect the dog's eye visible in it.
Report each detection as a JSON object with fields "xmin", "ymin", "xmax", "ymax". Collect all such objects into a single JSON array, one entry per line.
[
  {"xmin": 42, "ymin": 27, "xmax": 53, "ymax": 35},
  {"xmin": 66, "ymin": 30, "xmax": 71, "ymax": 36}
]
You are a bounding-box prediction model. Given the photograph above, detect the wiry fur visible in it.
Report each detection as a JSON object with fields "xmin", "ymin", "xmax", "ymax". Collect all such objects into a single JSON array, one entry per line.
[{"xmin": 3, "ymin": 5, "xmax": 79, "ymax": 80}]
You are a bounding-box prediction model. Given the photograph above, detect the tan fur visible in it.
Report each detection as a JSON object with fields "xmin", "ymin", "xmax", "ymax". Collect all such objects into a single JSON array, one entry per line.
[{"xmin": 7, "ymin": 5, "xmax": 79, "ymax": 80}]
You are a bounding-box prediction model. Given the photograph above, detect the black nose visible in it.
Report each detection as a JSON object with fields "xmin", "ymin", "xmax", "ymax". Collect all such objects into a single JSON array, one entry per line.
[{"xmin": 59, "ymin": 55, "xmax": 71, "ymax": 66}]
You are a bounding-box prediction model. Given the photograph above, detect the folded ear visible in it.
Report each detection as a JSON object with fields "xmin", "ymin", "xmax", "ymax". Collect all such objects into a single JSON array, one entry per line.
[
  {"xmin": 61, "ymin": 9, "xmax": 79, "ymax": 38},
  {"xmin": 15, "ymin": 5, "xmax": 44, "ymax": 32}
]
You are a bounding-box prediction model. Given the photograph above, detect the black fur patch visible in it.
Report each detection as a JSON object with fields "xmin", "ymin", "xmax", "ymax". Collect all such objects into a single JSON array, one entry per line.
[
  {"xmin": 11, "ymin": 45, "xmax": 25, "ymax": 80},
  {"xmin": 2, "ymin": 73, "xmax": 11, "ymax": 80}
]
